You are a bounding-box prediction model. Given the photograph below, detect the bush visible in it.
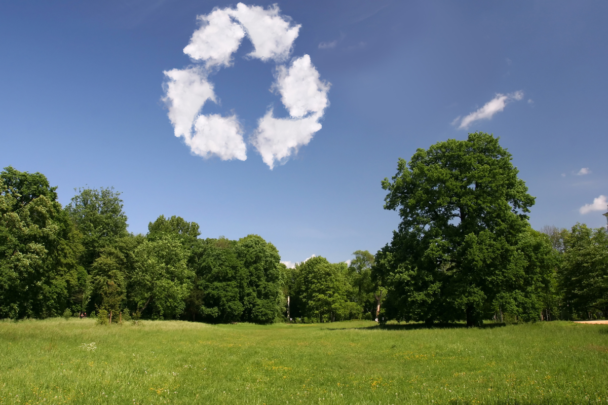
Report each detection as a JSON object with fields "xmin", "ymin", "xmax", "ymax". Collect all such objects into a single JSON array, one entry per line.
[
  {"xmin": 96, "ymin": 310, "xmax": 108, "ymax": 326},
  {"xmin": 89, "ymin": 311, "xmax": 97, "ymax": 319},
  {"xmin": 504, "ymin": 313, "xmax": 518, "ymax": 324},
  {"xmin": 122, "ymin": 309, "xmax": 131, "ymax": 322},
  {"xmin": 62, "ymin": 308, "xmax": 72, "ymax": 320}
]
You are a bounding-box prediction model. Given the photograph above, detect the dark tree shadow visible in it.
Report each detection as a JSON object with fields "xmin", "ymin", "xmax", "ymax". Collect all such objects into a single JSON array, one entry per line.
[{"xmin": 325, "ymin": 322, "xmax": 506, "ymax": 331}]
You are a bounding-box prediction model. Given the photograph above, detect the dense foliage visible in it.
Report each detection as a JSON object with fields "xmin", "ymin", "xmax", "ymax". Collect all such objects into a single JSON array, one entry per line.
[
  {"xmin": 373, "ymin": 133, "xmax": 606, "ymax": 324},
  {"xmin": 1, "ymin": 131, "xmax": 605, "ymax": 324}
]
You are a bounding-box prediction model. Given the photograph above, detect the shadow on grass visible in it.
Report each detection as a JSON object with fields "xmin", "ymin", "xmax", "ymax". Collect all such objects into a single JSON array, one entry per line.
[{"xmin": 325, "ymin": 322, "xmax": 507, "ymax": 331}]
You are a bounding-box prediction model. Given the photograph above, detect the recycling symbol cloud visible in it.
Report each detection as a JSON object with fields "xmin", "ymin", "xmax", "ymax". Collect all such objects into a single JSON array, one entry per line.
[{"xmin": 162, "ymin": 3, "xmax": 330, "ymax": 169}]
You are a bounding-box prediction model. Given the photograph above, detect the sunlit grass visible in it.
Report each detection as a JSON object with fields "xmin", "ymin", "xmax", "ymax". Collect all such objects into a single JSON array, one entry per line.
[{"xmin": 0, "ymin": 319, "xmax": 607, "ymax": 404}]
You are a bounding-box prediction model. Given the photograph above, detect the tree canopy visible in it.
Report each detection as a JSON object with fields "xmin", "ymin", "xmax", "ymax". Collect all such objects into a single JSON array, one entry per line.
[{"xmin": 373, "ymin": 133, "xmax": 547, "ymax": 326}]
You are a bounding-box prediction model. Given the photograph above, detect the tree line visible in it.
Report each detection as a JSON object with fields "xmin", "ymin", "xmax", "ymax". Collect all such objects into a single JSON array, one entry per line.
[{"xmin": 1, "ymin": 132, "xmax": 606, "ymax": 324}]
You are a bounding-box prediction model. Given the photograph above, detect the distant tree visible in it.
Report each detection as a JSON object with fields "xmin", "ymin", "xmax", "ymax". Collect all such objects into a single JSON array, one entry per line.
[
  {"xmin": 540, "ymin": 225, "xmax": 568, "ymax": 253},
  {"xmin": 148, "ymin": 215, "xmax": 200, "ymax": 243},
  {"xmin": 129, "ymin": 234, "xmax": 192, "ymax": 319},
  {"xmin": 191, "ymin": 237, "xmax": 245, "ymax": 323},
  {"xmin": 347, "ymin": 250, "xmax": 380, "ymax": 319},
  {"xmin": 560, "ymin": 224, "xmax": 608, "ymax": 319},
  {"xmin": 492, "ymin": 228, "xmax": 560, "ymax": 322},
  {"xmin": 235, "ymin": 235, "xmax": 282, "ymax": 323},
  {"xmin": 0, "ymin": 167, "xmax": 83, "ymax": 319},
  {"xmin": 65, "ymin": 187, "xmax": 129, "ymax": 269},
  {"xmin": 190, "ymin": 235, "xmax": 282, "ymax": 324},
  {"xmin": 295, "ymin": 256, "xmax": 355, "ymax": 322},
  {"xmin": 374, "ymin": 133, "xmax": 537, "ymax": 326},
  {"xmin": 87, "ymin": 234, "xmax": 143, "ymax": 314}
]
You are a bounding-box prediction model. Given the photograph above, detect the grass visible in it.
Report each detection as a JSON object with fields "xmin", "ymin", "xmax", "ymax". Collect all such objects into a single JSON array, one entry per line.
[{"xmin": 0, "ymin": 319, "xmax": 607, "ymax": 404}]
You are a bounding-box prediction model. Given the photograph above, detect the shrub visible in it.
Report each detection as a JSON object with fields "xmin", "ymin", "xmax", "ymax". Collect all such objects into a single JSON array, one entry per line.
[
  {"xmin": 504, "ymin": 313, "xmax": 518, "ymax": 324},
  {"xmin": 122, "ymin": 309, "xmax": 131, "ymax": 322},
  {"xmin": 62, "ymin": 308, "xmax": 72, "ymax": 320},
  {"xmin": 90, "ymin": 311, "xmax": 97, "ymax": 319},
  {"xmin": 96, "ymin": 310, "xmax": 108, "ymax": 326}
]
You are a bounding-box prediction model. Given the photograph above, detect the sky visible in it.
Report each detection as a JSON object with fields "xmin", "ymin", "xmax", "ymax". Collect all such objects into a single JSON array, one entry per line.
[{"xmin": 1, "ymin": 0, "xmax": 607, "ymax": 266}]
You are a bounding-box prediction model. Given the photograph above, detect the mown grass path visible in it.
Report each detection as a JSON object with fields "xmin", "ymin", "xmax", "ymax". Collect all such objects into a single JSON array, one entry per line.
[{"xmin": 0, "ymin": 319, "xmax": 606, "ymax": 404}]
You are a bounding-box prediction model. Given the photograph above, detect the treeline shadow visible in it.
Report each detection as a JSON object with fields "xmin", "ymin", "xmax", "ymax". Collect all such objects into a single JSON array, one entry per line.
[{"xmin": 326, "ymin": 322, "xmax": 507, "ymax": 331}]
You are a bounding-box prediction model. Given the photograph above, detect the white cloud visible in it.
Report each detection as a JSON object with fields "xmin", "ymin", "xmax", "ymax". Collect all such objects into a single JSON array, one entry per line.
[
  {"xmin": 252, "ymin": 55, "xmax": 330, "ymax": 169},
  {"xmin": 561, "ymin": 173, "xmax": 566, "ymax": 177},
  {"xmin": 273, "ymin": 55, "xmax": 330, "ymax": 118},
  {"xmin": 579, "ymin": 195, "xmax": 608, "ymax": 214},
  {"xmin": 183, "ymin": 8, "xmax": 245, "ymax": 69},
  {"xmin": 318, "ymin": 40, "xmax": 337, "ymax": 49},
  {"xmin": 344, "ymin": 259, "xmax": 352, "ymax": 266},
  {"xmin": 163, "ymin": 67, "xmax": 215, "ymax": 138},
  {"xmin": 577, "ymin": 167, "xmax": 591, "ymax": 176},
  {"xmin": 163, "ymin": 4, "xmax": 328, "ymax": 167},
  {"xmin": 227, "ymin": 3, "xmax": 300, "ymax": 62},
  {"xmin": 253, "ymin": 111, "xmax": 322, "ymax": 169},
  {"xmin": 455, "ymin": 91, "xmax": 524, "ymax": 129},
  {"xmin": 188, "ymin": 114, "xmax": 247, "ymax": 161}
]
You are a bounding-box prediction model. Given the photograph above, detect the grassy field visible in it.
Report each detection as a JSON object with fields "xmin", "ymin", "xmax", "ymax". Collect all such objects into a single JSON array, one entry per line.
[{"xmin": 0, "ymin": 319, "xmax": 607, "ymax": 404}]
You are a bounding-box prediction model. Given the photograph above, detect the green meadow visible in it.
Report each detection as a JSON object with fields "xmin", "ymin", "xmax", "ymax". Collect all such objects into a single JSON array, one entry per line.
[{"xmin": 1, "ymin": 320, "xmax": 607, "ymax": 404}]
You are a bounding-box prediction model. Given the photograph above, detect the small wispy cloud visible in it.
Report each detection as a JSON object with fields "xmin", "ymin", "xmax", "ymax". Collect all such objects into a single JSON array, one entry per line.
[
  {"xmin": 579, "ymin": 195, "xmax": 607, "ymax": 214},
  {"xmin": 576, "ymin": 167, "xmax": 591, "ymax": 176},
  {"xmin": 453, "ymin": 91, "xmax": 524, "ymax": 130},
  {"xmin": 318, "ymin": 40, "xmax": 337, "ymax": 49}
]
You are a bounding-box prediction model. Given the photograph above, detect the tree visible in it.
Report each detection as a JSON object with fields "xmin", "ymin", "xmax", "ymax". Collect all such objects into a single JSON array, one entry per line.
[
  {"xmin": 0, "ymin": 167, "xmax": 83, "ymax": 319},
  {"xmin": 374, "ymin": 133, "xmax": 537, "ymax": 326},
  {"xmin": 235, "ymin": 235, "xmax": 282, "ymax": 324},
  {"xmin": 560, "ymin": 224, "xmax": 608, "ymax": 319},
  {"xmin": 190, "ymin": 235, "xmax": 283, "ymax": 324},
  {"xmin": 148, "ymin": 215, "xmax": 200, "ymax": 241},
  {"xmin": 347, "ymin": 250, "xmax": 380, "ymax": 319},
  {"xmin": 295, "ymin": 256, "xmax": 355, "ymax": 322},
  {"xmin": 65, "ymin": 187, "xmax": 129, "ymax": 270},
  {"xmin": 129, "ymin": 234, "xmax": 193, "ymax": 319},
  {"xmin": 191, "ymin": 237, "xmax": 245, "ymax": 323},
  {"xmin": 540, "ymin": 225, "xmax": 568, "ymax": 253}
]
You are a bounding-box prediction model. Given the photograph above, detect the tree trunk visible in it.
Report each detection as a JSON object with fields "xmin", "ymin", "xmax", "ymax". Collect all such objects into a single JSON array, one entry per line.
[
  {"xmin": 287, "ymin": 296, "xmax": 290, "ymax": 320},
  {"xmin": 139, "ymin": 296, "xmax": 153, "ymax": 315},
  {"xmin": 119, "ymin": 312, "xmax": 122, "ymax": 324},
  {"xmin": 375, "ymin": 290, "xmax": 383, "ymax": 322},
  {"xmin": 465, "ymin": 305, "xmax": 476, "ymax": 328},
  {"xmin": 109, "ymin": 311, "xmax": 112, "ymax": 325}
]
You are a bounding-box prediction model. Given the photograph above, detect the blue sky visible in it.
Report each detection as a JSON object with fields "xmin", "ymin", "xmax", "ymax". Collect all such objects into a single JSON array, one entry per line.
[{"xmin": 1, "ymin": 0, "xmax": 607, "ymax": 266}]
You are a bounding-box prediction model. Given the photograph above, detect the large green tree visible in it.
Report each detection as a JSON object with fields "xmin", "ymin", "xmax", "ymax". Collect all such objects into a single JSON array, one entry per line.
[
  {"xmin": 374, "ymin": 133, "xmax": 539, "ymax": 326},
  {"xmin": 0, "ymin": 167, "xmax": 83, "ymax": 318}
]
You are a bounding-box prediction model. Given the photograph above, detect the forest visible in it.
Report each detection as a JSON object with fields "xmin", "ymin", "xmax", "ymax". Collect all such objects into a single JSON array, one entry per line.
[{"xmin": 1, "ymin": 133, "xmax": 606, "ymax": 324}]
